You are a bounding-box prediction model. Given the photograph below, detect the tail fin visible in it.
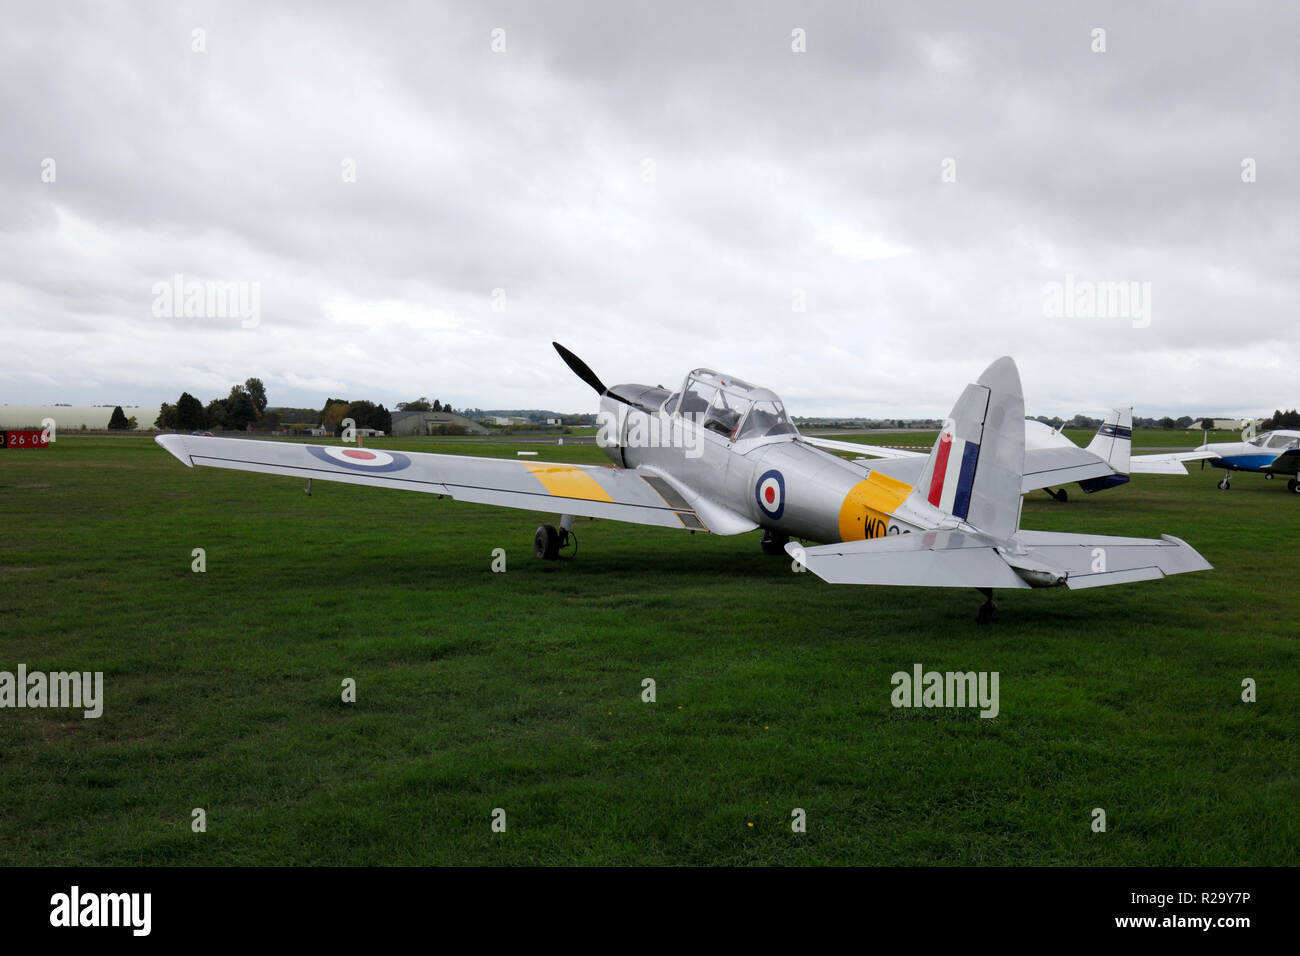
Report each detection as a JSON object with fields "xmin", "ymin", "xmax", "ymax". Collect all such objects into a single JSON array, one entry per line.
[
  {"xmin": 910, "ymin": 356, "xmax": 1025, "ymax": 541},
  {"xmin": 1085, "ymin": 408, "xmax": 1132, "ymax": 473}
]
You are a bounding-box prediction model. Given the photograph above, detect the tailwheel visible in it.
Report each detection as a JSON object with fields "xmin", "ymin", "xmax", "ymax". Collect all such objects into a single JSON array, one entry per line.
[
  {"xmin": 975, "ymin": 588, "xmax": 998, "ymax": 625},
  {"xmin": 533, "ymin": 525, "xmax": 561, "ymax": 560},
  {"xmin": 760, "ymin": 529, "xmax": 790, "ymax": 555},
  {"xmin": 1265, "ymin": 472, "xmax": 1274, "ymax": 480}
]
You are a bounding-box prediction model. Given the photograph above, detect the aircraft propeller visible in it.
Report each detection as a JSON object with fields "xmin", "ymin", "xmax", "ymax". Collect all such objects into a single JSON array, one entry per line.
[{"xmin": 553, "ymin": 342, "xmax": 634, "ymax": 405}]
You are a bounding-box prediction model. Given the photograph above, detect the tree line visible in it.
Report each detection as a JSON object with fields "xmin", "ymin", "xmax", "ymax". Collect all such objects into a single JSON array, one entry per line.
[
  {"xmin": 1262, "ymin": 409, "xmax": 1300, "ymax": 430},
  {"xmin": 395, "ymin": 397, "xmax": 454, "ymax": 413},
  {"xmin": 154, "ymin": 378, "xmax": 392, "ymax": 434},
  {"xmin": 155, "ymin": 378, "xmax": 269, "ymax": 431},
  {"xmin": 319, "ymin": 398, "xmax": 392, "ymax": 435}
]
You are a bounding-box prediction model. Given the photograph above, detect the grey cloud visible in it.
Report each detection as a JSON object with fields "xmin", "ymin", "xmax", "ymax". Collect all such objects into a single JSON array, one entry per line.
[{"xmin": 0, "ymin": 1, "xmax": 1295, "ymax": 419}]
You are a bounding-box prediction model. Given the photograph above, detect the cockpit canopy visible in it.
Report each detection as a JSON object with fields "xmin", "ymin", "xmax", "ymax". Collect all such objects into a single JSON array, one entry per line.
[
  {"xmin": 664, "ymin": 368, "xmax": 798, "ymax": 440},
  {"xmin": 1248, "ymin": 430, "xmax": 1300, "ymax": 449}
]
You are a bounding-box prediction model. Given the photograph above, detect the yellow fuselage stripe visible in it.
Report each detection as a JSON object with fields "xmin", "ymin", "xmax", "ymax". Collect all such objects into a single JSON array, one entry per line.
[
  {"xmin": 837, "ymin": 472, "xmax": 914, "ymax": 541},
  {"xmin": 524, "ymin": 462, "xmax": 615, "ymax": 503}
]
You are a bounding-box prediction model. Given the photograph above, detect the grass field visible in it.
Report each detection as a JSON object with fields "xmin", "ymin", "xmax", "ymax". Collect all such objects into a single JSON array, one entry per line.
[{"xmin": 1, "ymin": 434, "xmax": 1296, "ymax": 865}]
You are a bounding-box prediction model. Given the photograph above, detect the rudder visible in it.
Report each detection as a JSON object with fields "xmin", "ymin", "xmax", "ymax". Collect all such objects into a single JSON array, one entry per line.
[
  {"xmin": 910, "ymin": 356, "xmax": 1025, "ymax": 541},
  {"xmin": 1085, "ymin": 407, "xmax": 1133, "ymax": 472}
]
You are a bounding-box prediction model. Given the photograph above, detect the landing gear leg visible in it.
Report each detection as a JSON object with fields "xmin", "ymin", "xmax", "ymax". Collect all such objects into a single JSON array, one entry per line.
[
  {"xmin": 558, "ymin": 514, "xmax": 577, "ymax": 556},
  {"xmin": 975, "ymin": 588, "xmax": 998, "ymax": 625},
  {"xmin": 761, "ymin": 529, "xmax": 790, "ymax": 555}
]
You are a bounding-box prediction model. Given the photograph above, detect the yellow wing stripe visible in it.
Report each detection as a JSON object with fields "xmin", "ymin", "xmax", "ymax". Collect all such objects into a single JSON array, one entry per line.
[
  {"xmin": 837, "ymin": 471, "xmax": 913, "ymax": 541},
  {"xmin": 524, "ymin": 462, "xmax": 615, "ymax": 503}
]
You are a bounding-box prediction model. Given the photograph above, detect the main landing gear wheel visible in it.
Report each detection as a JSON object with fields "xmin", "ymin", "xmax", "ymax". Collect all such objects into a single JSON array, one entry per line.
[
  {"xmin": 534, "ymin": 524, "xmax": 577, "ymax": 559},
  {"xmin": 1288, "ymin": 478, "xmax": 1300, "ymax": 494},
  {"xmin": 975, "ymin": 588, "xmax": 998, "ymax": 625},
  {"xmin": 534, "ymin": 525, "xmax": 561, "ymax": 560},
  {"xmin": 760, "ymin": 529, "xmax": 790, "ymax": 555},
  {"xmin": 1265, "ymin": 472, "xmax": 1274, "ymax": 480},
  {"xmin": 1217, "ymin": 476, "xmax": 1231, "ymax": 490},
  {"xmin": 1049, "ymin": 488, "xmax": 1069, "ymax": 503}
]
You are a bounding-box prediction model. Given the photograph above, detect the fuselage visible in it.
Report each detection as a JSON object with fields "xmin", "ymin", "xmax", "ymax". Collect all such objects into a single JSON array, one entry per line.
[
  {"xmin": 1196, "ymin": 430, "xmax": 1300, "ymax": 472},
  {"xmin": 595, "ymin": 372, "xmax": 929, "ymax": 545}
]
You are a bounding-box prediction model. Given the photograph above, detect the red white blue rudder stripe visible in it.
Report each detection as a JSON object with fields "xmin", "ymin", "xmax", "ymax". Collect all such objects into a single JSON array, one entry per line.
[
  {"xmin": 909, "ymin": 356, "xmax": 1026, "ymax": 543},
  {"xmin": 926, "ymin": 428, "xmax": 981, "ymax": 520}
]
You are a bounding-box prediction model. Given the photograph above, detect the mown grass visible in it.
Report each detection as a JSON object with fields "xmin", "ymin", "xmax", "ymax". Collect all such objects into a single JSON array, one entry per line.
[{"xmin": 0, "ymin": 434, "xmax": 1295, "ymax": 865}]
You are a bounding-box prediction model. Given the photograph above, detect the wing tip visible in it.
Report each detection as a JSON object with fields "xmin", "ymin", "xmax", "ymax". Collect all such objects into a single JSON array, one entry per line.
[{"xmin": 155, "ymin": 433, "xmax": 193, "ymax": 467}]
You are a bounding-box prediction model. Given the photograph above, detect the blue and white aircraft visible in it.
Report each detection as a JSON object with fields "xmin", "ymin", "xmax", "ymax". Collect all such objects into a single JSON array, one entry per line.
[{"xmin": 1195, "ymin": 429, "xmax": 1300, "ymax": 493}]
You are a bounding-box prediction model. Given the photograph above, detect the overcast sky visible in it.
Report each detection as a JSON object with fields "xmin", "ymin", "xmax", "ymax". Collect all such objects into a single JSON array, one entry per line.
[{"xmin": 2, "ymin": 1, "xmax": 1296, "ymax": 419}]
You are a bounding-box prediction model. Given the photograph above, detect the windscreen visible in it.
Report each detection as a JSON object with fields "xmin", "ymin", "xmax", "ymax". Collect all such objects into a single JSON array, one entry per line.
[{"xmin": 737, "ymin": 400, "xmax": 797, "ymax": 439}]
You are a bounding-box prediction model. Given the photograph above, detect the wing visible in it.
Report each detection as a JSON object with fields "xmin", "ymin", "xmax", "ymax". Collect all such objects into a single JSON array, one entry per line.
[
  {"xmin": 1020, "ymin": 446, "xmax": 1114, "ymax": 492},
  {"xmin": 1262, "ymin": 448, "xmax": 1300, "ymax": 475},
  {"xmin": 1129, "ymin": 450, "xmax": 1217, "ymax": 475},
  {"xmin": 155, "ymin": 434, "xmax": 741, "ymax": 533},
  {"xmin": 840, "ymin": 445, "xmax": 1210, "ymax": 493},
  {"xmin": 842, "ymin": 446, "xmax": 1136, "ymax": 492},
  {"xmin": 1022, "ymin": 448, "xmax": 1218, "ymax": 487},
  {"xmin": 800, "ymin": 435, "xmax": 927, "ymax": 459}
]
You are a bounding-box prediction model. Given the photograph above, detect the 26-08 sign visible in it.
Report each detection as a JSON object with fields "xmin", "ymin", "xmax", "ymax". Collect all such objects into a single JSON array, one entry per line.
[{"xmin": 1, "ymin": 430, "xmax": 50, "ymax": 449}]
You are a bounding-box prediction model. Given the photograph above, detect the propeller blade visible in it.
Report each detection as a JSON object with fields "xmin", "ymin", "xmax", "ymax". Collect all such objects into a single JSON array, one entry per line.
[{"xmin": 553, "ymin": 342, "xmax": 608, "ymax": 396}]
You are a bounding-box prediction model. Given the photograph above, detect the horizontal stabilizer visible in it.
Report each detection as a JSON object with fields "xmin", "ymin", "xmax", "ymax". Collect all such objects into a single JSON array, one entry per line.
[
  {"xmin": 1010, "ymin": 531, "xmax": 1212, "ymax": 588},
  {"xmin": 789, "ymin": 532, "xmax": 1030, "ymax": 589},
  {"xmin": 789, "ymin": 529, "xmax": 1211, "ymax": 591}
]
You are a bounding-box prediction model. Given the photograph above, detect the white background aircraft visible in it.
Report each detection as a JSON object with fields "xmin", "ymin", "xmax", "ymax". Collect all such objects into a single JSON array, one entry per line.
[{"xmin": 803, "ymin": 409, "xmax": 1211, "ymax": 502}]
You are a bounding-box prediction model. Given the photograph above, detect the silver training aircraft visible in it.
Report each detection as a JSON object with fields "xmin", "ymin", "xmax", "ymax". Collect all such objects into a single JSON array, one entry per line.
[{"xmin": 156, "ymin": 343, "xmax": 1211, "ymax": 621}]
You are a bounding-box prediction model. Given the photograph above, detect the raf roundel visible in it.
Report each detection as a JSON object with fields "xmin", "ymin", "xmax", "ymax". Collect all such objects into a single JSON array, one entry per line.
[
  {"xmin": 755, "ymin": 469, "xmax": 785, "ymax": 520},
  {"xmin": 306, "ymin": 445, "xmax": 412, "ymax": 473}
]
